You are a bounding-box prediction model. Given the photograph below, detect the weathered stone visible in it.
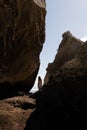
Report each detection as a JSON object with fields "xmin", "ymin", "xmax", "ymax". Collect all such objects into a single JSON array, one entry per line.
[
  {"xmin": 44, "ymin": 31, "xmax": 82, "ymax": 84},
  {"xmin": 0, "ymin": 0, "xmax": 46, "ymax": 97},
  {"xmin": 30, "ymin": 32, "xmax": 87, "ymax": 128},
  {"xmin": 0, "ymin": 95, "xmax": 36, "ymax": 130}
]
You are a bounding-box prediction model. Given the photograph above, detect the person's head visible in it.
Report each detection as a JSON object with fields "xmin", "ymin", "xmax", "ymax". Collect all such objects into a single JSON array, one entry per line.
[{"xmin": 38, "ymin": 76, "xmax": 41, "ymax": 80}]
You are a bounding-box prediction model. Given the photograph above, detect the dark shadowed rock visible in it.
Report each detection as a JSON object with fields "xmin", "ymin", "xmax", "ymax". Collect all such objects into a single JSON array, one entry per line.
[
  {"xmin": 44, "ymin": 31, "xmax": 83, "ymax": 84},
  {"xmin": 0, "ymin": 0, "xmax": 46, "ymax": 98},
  {"xmin": 27, "ymin": 32, "xmax": 87, "ymax": 129},
  {"xmin": 42, "ymin": 32, "xmax": 87, "ymax": 104}
]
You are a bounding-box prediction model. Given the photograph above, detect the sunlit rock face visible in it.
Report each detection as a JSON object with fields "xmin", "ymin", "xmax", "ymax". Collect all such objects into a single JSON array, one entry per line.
[
  {"xmin": 44, "ymin": 31, "xmax": 83, "ymax": 84},
  {"xmin": 0, "ymin": 0, "xmax": 46, "ymax": 98}
]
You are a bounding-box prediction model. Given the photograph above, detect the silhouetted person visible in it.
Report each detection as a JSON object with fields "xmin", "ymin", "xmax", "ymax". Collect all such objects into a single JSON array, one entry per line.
[{"xmin": 38, "ymin": 76, "xmax": 42, "ymax": 90}]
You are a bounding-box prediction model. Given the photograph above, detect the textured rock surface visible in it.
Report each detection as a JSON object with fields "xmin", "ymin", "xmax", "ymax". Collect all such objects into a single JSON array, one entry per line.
[
  {"xmin": 0, "ymin": 0, "xmax": 46, "ymax": 97},
  {"xmin": 42, "ymin": 31, "xmax": 87, "ymax": 103},
  {"xmin": 44, "ymin": 31, "xmax": 83, "ymax": 84},
  {"xmin": 0, "ymin": 95, "xmax": 36, "ymax": 130},
  {"xmin": 29, "ymin": 31, "xmax": 87, "ymax": 129}
]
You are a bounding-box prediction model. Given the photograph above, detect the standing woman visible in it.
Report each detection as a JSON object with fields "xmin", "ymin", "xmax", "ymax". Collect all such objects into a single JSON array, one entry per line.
[{"xmin": 38, "ymin": 76, "xmax": 42, "ymax": 90}]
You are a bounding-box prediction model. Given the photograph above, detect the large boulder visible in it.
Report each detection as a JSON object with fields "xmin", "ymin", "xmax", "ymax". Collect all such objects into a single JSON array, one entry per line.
[{"xmin": 0, "ymin": 0, "xmax": 46, "ymax": 98}]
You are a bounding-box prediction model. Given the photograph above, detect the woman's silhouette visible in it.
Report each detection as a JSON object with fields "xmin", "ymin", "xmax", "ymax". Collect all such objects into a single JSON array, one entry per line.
[{"xmin": 38, "ymin": 76, "xmax": 42, "ymax": 90}]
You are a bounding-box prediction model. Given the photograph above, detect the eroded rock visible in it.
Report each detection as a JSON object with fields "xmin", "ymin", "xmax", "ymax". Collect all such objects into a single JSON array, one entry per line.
[
  {"xmin": 44, "ymin": 31, "xmax": 83, "ymax": 84},
  {"xmin": 0, "ymin": 95, "xmax": 36, "ymax": 130},
  {"xmin": 0, "ymin": 0, "xmax": 46, "ymax": 98},
  {"xmin": 30, "ymin": 31, "xmax": 87, "ymax": 128}
]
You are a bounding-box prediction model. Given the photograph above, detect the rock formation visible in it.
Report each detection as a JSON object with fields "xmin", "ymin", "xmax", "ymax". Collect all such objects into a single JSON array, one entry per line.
[
  {"xmin": 0, "ymin": 0, "xmax": 46, "ymax": 98},
  {"xmin": 0, "ymin": 95, "xmax": 36, "ymax": 130},
  {"xmin": 41, "ymin": 31, "xmax": 87, "ymax": 104},
  {"xmin": 29, "ymin": 31, "xmax": 87, "ymax": 129},
  {"xmin": 0, "ymin": 1, "xmax": 46, "ymax": 130},
  {"xmin": 44, "ymin": 31, "xmax": 83, "ymax": 84},
  {"xmin": 1, "ymin": 1, "xmax": 87, "ymax": 128}
]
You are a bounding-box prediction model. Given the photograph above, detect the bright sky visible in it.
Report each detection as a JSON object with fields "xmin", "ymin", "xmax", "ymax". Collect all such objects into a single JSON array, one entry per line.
[{"xmin": 30, "ymin": 0, "xmax": 87, "ymax": 92}]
